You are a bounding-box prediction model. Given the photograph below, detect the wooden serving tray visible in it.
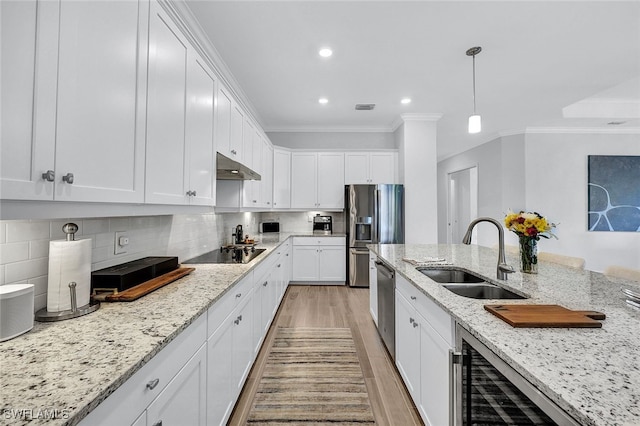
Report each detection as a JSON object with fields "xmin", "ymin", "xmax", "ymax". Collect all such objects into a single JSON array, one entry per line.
[
  {"xmin": 484, "ymin": 304, "xmax": 605, "ymax": 328},
  {"xmin": 93, "ymin": 267, "xmax": 195, "ymax": 302}
]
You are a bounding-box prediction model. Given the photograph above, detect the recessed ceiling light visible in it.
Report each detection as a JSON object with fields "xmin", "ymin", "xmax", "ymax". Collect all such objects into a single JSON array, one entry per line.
[
  {"xmin": 318, "ymin": 98, "xmax": 329, "ymax": 104},
  {"xmin": 319, "ymin": 48, "xmax": 333, "ymax": 58},
  {"xmin": 401, "ymin": 98, "xmax": 412, "ymax": 104}
]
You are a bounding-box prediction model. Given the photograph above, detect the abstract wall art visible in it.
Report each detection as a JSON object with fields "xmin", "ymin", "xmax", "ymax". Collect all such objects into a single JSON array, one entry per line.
[{"xmin": 588, "ymin": 155, "xmax": 640, "ymax": 232}]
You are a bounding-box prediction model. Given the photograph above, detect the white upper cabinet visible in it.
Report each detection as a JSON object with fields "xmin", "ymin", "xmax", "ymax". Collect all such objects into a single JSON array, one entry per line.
[
  {"xmin": 145, "ymin": 2, "xmax": 188, "ymax": 205},
  {"xmin": 261, "ymin": 139, "xmax": 274, "ymax": 208},
  {"xmin": 1, "ymin": 0, "xmax": 148, "ymax": 203},
  {"xmin": 272, "ymin": 148, "xmax": 291, "ymax": 209},
  {"xmin": 229, "ymin": 103, "xmax": 244, "ymax": 160},
  {"xmin": 345, "ymin": 152, "xmax": 396, "ymax": 184},
  {"xmin": 291, "ymin": 152, "xmax": 344, "ymax": 209},
  {"xmin": 145, "ymin": 2, "xmax": 215, "ymax": 205},
  {"xmin": 215, "ymin": 84, "xmax": 233, "ymax": 158},
  {"xmin": 184, "ymin": 53, "xmax": 216, "ymax": 206}
]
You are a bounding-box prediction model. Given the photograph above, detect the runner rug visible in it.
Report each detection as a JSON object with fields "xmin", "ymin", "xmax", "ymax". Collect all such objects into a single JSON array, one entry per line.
[{"xmin": 246, "ymin": 327, "xmax": 376, "ymax": 424}]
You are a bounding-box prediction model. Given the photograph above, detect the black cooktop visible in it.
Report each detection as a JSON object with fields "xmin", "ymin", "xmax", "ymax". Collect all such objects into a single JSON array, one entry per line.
[{"xmin": 183, "ymin": 247, "xmax": 266, "ymax": 264}]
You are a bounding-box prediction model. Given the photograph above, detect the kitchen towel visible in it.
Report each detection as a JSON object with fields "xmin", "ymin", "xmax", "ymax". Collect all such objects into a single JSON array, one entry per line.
[{"xmin": 47, "ymin": 239, "xmax": 92, "ymax": 312}]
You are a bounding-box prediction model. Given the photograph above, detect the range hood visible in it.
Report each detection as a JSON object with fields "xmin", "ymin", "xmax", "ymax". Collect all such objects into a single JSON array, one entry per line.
[{"xmin": 216, "ymin": 152, "xmax": 261, "ymax": 181}]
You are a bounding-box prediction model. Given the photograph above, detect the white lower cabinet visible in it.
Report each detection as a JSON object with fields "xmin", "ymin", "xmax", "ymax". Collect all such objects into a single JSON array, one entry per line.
[
  {"xmin": 147, "ymin": 344, "xmax": 207, "ymax": 426},
  {"xmin": 291, "ymin": 237, "xmax": 346, "ymax": 282},
  {"xmin": 395, "ymin": 274, "xmax": 454, "ymax": 426},
  {"xmin": 78, "ymin": 315, "xmax": 207, "ymax": 426}
]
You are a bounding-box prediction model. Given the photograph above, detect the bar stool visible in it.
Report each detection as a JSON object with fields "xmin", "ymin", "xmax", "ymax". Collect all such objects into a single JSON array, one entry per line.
[
  {"xmin": 537, "ymin": 252, "xmax": 585, "ymax": 269},
  {"xmin": 604, "ymin": 265, "xmax": 640, "ymax": 283}
]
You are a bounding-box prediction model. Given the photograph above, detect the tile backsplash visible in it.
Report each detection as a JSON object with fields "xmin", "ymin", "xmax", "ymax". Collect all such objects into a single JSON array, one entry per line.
[
  {"xmin": 0, "ymin": 210, "xmax": 344, "ymax": 312},
  {"xmin": 0, "ymin": 212, "xmax": 259, "ymax": 312}
]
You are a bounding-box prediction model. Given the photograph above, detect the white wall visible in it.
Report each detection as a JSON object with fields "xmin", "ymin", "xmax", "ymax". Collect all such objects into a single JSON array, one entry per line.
[
  {"xmin": 0, "ymin": 212, "xmax": 259, "ymax": 311},
  {"xmin": 525, "ymin": 131, "xmax": 640, "ymax": 272},
  {"xmin": 438, "ymin": 130, "xmax": 640, "ymax": 272},
  {"xmin": 267, "ymin": 131, "xmax": 395, "ymax": 150}
]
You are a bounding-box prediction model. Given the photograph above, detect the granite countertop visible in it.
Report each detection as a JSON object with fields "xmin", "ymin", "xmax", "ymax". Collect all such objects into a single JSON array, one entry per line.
[
  {"xmin": 369, "ymin": 243, "xmax": 640, "ymax": 426},
  {"xmin": 0, "ymin": 232, "xmax": 345, "ymax": 426}
]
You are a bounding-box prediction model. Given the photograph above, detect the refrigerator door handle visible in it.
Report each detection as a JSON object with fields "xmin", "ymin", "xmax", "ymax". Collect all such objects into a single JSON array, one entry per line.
[{"xmin": 373, "ymin": 187, "xmax": 380, "ymax": 243}]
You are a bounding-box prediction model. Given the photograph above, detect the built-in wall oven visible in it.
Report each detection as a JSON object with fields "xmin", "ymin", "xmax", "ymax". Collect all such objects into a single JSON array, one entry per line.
[{"xmin": 452, "ymin": 325, "xmax": 580, "ymax": 426}]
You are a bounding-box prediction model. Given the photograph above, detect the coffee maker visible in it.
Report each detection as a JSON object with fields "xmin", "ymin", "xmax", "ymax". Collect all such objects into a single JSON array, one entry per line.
[{"xmin": 312, "ymin": 215, "xmax": 332, "ymax": 235}]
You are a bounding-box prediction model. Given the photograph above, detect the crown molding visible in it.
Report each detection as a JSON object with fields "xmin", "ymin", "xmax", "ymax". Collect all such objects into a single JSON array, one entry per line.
[
  {"xmin": 265, "ymin": 126, "xmax": 394, "ymax": 133},
  {"xmin": 391, "ymin": 113, "xmax": 444, "ymax": 131},
  {"xmin": 525, "ymin": 126, "xmax": 640, "ymax": 134}
]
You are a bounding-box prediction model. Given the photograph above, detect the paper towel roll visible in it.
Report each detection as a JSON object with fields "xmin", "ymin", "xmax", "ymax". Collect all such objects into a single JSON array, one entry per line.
[{"xmin": 47, "ymin": 239, "xmax": 92, "ymax": 312}]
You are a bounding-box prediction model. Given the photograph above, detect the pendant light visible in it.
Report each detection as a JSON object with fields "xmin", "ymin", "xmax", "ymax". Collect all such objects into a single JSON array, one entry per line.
[{"xmin": 466, "ymin": 46, "xmax": 482, "ymax": 134}]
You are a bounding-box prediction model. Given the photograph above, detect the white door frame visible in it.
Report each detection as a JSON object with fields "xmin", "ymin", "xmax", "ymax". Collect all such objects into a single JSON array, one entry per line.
[{"xmin": 447, "ymin": 165, "xmax": 478, "ymax": 244}]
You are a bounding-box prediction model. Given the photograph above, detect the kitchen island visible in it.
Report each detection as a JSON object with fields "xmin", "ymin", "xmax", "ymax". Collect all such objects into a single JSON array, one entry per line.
[{"xmin": 370, "ymin": 243, "xmax": 640, "ymax": 426}]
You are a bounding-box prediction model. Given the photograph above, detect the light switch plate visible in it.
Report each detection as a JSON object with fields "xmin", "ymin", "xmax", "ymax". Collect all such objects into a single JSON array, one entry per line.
[{"xmin": 114, "ymin": 231, "xmax": 129, "ymax": 255}]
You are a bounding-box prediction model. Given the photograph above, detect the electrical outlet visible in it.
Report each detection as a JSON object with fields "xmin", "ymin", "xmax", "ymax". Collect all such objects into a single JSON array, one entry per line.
[
  {"xmin": 114, "ymin": 231, "xmax": 129, "ymax": 255},
  {"xmin": 308, "ymin": 215, "xmax": 313, "ymax": 222}
]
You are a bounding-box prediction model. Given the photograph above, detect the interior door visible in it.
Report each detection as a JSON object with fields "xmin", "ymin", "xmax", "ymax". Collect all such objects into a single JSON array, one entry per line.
[{"xmin": 447, "ymin": 166, "xmax": 478, "ymax": 244}]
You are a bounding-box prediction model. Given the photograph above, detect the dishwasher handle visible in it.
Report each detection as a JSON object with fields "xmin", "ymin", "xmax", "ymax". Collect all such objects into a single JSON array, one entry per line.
[{"xmin": 375, "ymin": 260, "xmax": 395, "ymax": 280}]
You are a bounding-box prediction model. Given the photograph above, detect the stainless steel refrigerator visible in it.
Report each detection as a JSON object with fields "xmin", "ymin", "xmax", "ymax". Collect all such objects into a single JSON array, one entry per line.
[{"xmin": 345, "ymin": 184, "xmax": 404, "ymax": 287}]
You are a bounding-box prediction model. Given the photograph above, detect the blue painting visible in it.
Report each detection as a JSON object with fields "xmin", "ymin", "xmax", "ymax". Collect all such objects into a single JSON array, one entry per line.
[{"xmin": 588, "ymin": 155, "xmax": 640, "ymax": 232}]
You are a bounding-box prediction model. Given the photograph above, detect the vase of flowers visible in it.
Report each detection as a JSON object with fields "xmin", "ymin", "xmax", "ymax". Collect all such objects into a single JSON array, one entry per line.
[{"xmin": 504, "ymin": 210, "xmax": 557, "ymax": 274}]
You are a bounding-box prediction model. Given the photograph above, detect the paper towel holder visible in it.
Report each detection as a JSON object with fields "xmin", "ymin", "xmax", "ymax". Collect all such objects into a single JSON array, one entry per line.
[
  {"xmin": 35, "ymin": 281, "xmax": 100, "ymax": 322},
  {"xmin": 35, "ymin": 223, "xmax": 100, "ymax": 322}
]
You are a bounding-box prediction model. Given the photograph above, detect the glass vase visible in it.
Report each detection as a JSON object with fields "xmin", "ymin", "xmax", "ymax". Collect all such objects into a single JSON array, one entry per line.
[{"xmin": 519, "ymin": 236, "xmax": 538, "ymax": 274}]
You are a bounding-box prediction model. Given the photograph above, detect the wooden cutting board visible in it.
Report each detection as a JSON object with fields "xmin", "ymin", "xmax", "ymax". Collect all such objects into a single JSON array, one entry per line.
[
  {"xmin": 93, "ymin": 267, "xmax": 195, "ymax": 302},
  {"xmin": 484, "ymin": 304, "xmax": 606, "ymax": 328}
]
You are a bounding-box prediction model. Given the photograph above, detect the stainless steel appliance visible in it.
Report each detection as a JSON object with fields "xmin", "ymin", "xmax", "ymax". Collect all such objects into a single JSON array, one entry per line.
[
  {"xmin": 345, "ymin": 184, "xmax": 404, "ymax": 287},
  {"xmin": 375, "ymin": 259, "xmax": 396, "ymax": 359},
  {"xmin": 312, "ymin": 215, "xmax": 333, "ymax": 235},
  {"xmin": 183, "ymin": 245, "xmax": 265, "ymax": 264},
  {"xmin": 452, "ymin": 325, "xmax": 580, "ymax": 426},
  {"xmin": 259, "ymin": 222, "xmax": 280, "ymax": 233}
]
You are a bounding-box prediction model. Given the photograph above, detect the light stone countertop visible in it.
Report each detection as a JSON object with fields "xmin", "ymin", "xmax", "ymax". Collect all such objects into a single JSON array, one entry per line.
[
  {"xmin": 369, "ymin": 243, "xmax": 640, "ymax": 426},
  {"xmin": 0, "ymin": 232, "xmax": 345, "ymax": 426}
]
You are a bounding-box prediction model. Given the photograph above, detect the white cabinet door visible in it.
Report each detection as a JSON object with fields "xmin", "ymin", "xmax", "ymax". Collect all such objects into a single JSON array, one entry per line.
[
  {"xmin": 317, "ymin": 153, "xmax": 345, "ymax": 209},
  {"xmin": 0, "ymin": 0, "xmax": 55, "ymax": 200},
  {"xmin": 232, "ymin": 293, "xmax": 254, "ymax": 394},
  {"xmin": 395, "ymin": 289, "xmax": 421, "ymax": 401},
  {"xmin": 215, "ymin": 85, "xmax": 232, "ymax": 157},
  {"xmin": 344, "ymin": 153, "xmax": 369, "ymax": 184},
  {"xmin": 229, "ymin": 103, "xmax": 244, "ymax": 160},
  {"xmin": 318, "ymin": 246, "xmax": 346, "ymax": 281},
  {"xmin": 418, "ymin": 315, "xmax": 451, "ymax": 426},
  {"xmin": 292, "ymin": 246, "xmax": 320, "ymax": 281},
  {"xmin": 54, "ymin": 0, "xmax": 147, "ymax": 203},
  {"xmin": 207, "ymin": 313, "xmax": 234, "ymax": 426},
  {"xmin": 369, "ymin": 152, "xmax": 396, "ymax": 184},
  {"xmin": 242, "ymin": 119, "xmax": 255, "ymax": 169},
  {"xmin": 272, "ymin": 148, "xmax": 291, "ymax": 209},
  {"xmin": 145, "ymin": 3, "xmax": 188, "ymax": 205},
  {"xmin": 262, "ymin": 141, "xmax": 274, "ymax": 208},
  {"xmin": 290, "ymin": 152, "xmax": 317, "ymax": 208},
  {"xmin": 147, "ymin": 344, "xmax": 207, "ymax": 426},
  {"xmin": 369, "ymin": 251, "xmax": 378, "ymax": 325},
  {"xmin": 185, "ymin": 52, "xmax": 216, "ymax": 206}
]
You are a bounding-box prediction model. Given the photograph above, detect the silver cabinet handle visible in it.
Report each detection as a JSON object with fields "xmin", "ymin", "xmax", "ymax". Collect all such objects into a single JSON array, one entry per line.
[
  {"xmin": 253, "ymin": 200, "xmax": 257, "ymax": 203},
  {"xmin": 42, "ymin": 170, "xmax": 55, "ymax": 182},
  {"xmin": 263, "ymin": 281, "xmax": 268, "ymax": 286},
  {"xmin": 277, "ymin": 264, "xmax": 281, "ymax": 268},
  {"xmin": 234, "ymin": 315, "xmax": 241, "ymax": 325},
  {"xmin": 267, "ymin": 201, "xmax": 270, "ymax": 205},
  {"xmin": 410, "ymin": 296, "xmax": 417, "ymax": 300},
  {"xmin": 146, "ymin": 378, "xmax": 160, "ymax": 390},
  {"xmin": 413, "ymin": 321, "xmax": 418, "ymax": 328},
  {"xmin": 152, "ymin": 421, "xmax": 162, "ymax": 426},
  {"xmin": 409, "ymin": 317, "xmax": 414, "ymax": 324},
  {"xmin": 236, "ymin": 293, "xmax": 241, "ymax": 298},
  {"xmin": 186, "ymin": 190, "xmax": 192, "ymax": 196},
  {"xmin": 62, "ymin": 173, "xmax": 74, "ymax": 184},
  {"xmin": 238, "ymin": 314, "xmax": 242, "ymax": 321}
]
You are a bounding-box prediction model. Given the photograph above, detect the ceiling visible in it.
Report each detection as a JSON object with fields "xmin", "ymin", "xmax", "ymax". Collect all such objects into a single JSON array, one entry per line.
[{"xmin": 185, "ymin": 1, "xmax": 640, "ymax": 160}]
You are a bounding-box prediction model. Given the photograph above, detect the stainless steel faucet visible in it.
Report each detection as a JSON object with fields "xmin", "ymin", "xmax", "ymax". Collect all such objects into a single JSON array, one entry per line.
[{"xmin": 462, "ymin": 217, "xmax": 515, "ymax": 280}]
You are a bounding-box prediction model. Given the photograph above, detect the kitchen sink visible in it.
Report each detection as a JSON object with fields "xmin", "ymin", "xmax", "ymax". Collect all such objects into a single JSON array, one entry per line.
[
  {"xmin": 417, "ymin": 267, "xmax": 486, "ymax": 284},
  {"xmin": 442, "ymin": 283, "xmax": 527, "ymax": 300},
  {"xmin": 416, "ymin": 267, "xmax": 527, "ymax": 299}
]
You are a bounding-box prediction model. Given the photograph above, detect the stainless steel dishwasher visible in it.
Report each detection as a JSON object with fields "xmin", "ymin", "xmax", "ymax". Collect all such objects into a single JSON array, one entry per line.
[{"xmin": 375, "ymin": 259, "xmax": 396, "ymax": 360}]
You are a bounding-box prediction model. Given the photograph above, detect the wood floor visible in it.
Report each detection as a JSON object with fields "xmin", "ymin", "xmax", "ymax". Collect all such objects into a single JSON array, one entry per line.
[{"xmin": 228, "ymin": 285, "xmax": 423, "ymax": 425}]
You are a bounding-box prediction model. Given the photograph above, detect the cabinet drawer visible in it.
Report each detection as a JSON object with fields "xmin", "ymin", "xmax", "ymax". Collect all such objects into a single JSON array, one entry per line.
[
  {"xmin": 292, "ymin": 236, "xmax": 345, "ymax": 246},
  {"xmin": 396, "ymin": 275, "xmax": 453, "ymax": 346},
  {"xmin": 207, "ymin": 272, "xmax": 253, "ymax": 338},
  {"xmin": 79, "ymin": 314, "xmax": 207, "ymax": 426}
]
